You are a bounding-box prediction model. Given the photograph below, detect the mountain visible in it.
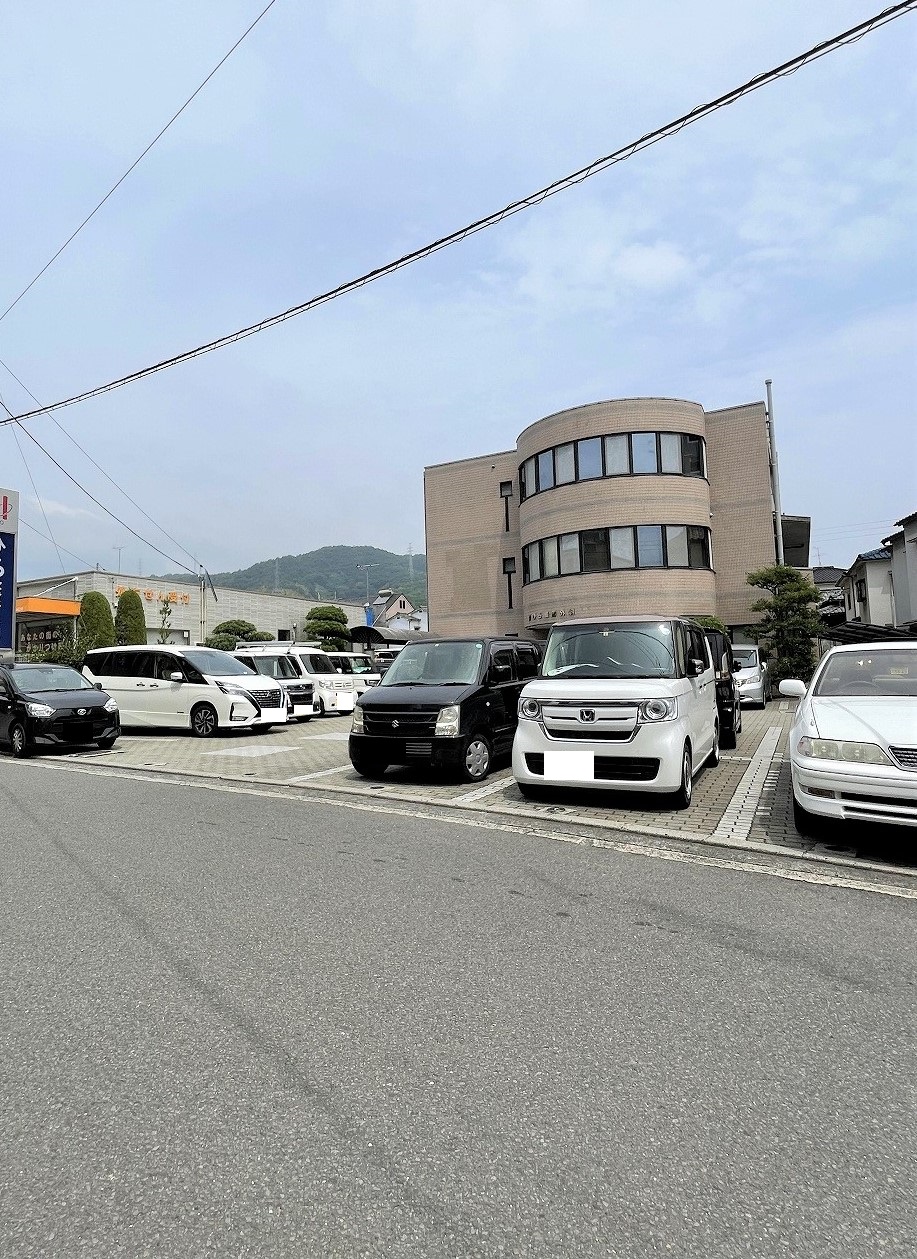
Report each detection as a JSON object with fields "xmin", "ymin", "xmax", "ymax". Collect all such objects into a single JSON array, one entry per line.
[{"xmin": 156, "ymin": 546, "xmax": 427, "ymax": 608}]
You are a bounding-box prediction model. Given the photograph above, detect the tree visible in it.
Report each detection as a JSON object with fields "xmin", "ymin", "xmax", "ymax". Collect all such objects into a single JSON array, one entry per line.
[
  {"xmin": 115, "ymin": 588, "xmax": 147, "ymax": 644},
  {"xmin": 746, "ymin": 565, "xmax": 823, "ymax": 684},
  {"xmin": 690, "ymin": 614, "xmax": 727, "ymax": 634},
  {"xmin": 157, "ymin": 595, "xmax": 173, "ymax": 644},
  {"xmin": 304, "ymin": 604, "xmax": 350, "ymax": 652},
  {"xmin": 206, "ymin": 619, "xmax": 273, "ymax": 650},
  {"xmin": 78, "ymin": 591, "xmax": 116, "ymax": 649}
]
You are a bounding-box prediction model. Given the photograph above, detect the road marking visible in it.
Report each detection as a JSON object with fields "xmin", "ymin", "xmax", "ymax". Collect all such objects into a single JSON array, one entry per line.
[
  {"xmin": 453, "ymin": 774, "xmax": 515, "ymax": 804},
  {"xmin": 22, "ymin": 760, "xmax": 917, "ymax": 901},
  {"xmin": 712, "ymin": 726, "xmax": 782, "ymax": 842},
  {"xmin": 300, "ymin": 733, "xmax": 350, "ymax": 741},
  {"xmin": 285, "ymin": 765, "xmax": 353, "ymax": 782},
  {"xmin": 201, "ymin": 745, "xmax": 299, "ymax": 758}
]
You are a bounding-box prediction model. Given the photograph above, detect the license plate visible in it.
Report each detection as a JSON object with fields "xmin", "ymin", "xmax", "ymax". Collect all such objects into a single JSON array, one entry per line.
[{"xmin": 544, "ymin": 751, "xmax": 594, "ymax": 781}]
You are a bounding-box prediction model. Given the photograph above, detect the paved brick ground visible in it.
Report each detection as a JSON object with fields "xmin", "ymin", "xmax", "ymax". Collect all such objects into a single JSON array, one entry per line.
[{"xmin": 35, "ymin": 701, "xmax": 916, "ymax": 874}]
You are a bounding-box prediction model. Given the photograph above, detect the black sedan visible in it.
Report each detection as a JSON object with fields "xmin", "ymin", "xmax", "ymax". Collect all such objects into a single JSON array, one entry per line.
[{"xmin": 0, "ymin": 663, "xmax": 120, "ymax": 757}]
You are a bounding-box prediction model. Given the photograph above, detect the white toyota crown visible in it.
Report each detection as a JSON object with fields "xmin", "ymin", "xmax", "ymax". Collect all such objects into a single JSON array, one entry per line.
[{"xmin": 779, "ymin": 642, "xmax": 917, "ymax": 834}]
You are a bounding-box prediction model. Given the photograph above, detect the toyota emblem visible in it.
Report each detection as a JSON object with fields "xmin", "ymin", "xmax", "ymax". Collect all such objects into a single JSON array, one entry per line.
[
  {"xmin": 77, "ymin": 708, "xmax": 88, "ymax": 717},
  {"xmin": 579, "ymin": 708, "xmax": 596, "ymax": 723}
]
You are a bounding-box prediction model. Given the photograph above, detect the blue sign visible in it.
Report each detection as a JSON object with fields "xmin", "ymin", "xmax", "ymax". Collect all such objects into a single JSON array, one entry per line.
[{"xmin": 0, "ymin": 531, "xmax": 14, "ymax": 651}]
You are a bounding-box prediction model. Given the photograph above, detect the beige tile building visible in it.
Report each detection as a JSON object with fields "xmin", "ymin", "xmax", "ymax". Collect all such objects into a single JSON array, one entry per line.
[{"xmin": 424, "ymin": 396, "xmax": 807, "ymax": 640}]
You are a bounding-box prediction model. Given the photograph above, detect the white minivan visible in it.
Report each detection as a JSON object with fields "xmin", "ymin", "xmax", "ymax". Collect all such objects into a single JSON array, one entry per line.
[
  {"xmin": 512, "ymin": 616, "xmax": 719, "ymax": 808},
  {"xmin": 82, "ymin": 645, "xmax": 287, "ymax": 736},
  {"xmin": 235, "ymin": 642, "xmax": 356, "ymax": 715},
  {"xmin": 325, "ymin": 651, "xmax": 382, "ymax": 696}
]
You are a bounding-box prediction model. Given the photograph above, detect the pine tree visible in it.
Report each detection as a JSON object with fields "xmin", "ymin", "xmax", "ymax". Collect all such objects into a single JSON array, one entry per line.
[
  {"xmin": 746, "ymin": 565, "xmax": 823, "ymax": 683},
  {"xmin": 304, "ymin": 605, "xmax": 350, "ymax": 652},
  {"xmin": 79, "ymin": 591, "xmax": 116, "ymax": 649},
  {"xmin": 115, "ymin": 588, "xmax": 147, "ymax": 644}
]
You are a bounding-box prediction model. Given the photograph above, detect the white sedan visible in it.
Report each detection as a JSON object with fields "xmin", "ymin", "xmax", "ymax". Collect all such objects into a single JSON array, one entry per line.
[{"xmin": 779, "ymin": 642, "xmax": 917, "ymax": 835}]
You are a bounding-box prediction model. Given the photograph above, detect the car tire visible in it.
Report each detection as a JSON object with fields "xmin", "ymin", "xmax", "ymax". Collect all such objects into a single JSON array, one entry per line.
[
  {"xmin": 316, "ymin": 698, "xmax": 326, "ymax": 717},
  {"xmin": 96, "ymin": 736, "xmax": 117, "ymax": 749},
  {"xmin": 350, "ymin": 753, "xmax": 388, "ymax": 779},
  {"xmin": 734, "ymin": 701, "xmax": 742, "ymax": 736},
  {"xmin": 792, "ymin": 795, "xmax": 825, "ymax": 839},
  {"xmin": 721, "ymin": 714, "xmax": 737, "ymax": 750},
  {"xmin": 461, "ymin": 733, "xmax": 492, "ymax": 783},
  {"xmin": 9, "ymin": 722, "xmax": 30, "ymax": 758},
  {"xmin": 190, "ymin": 703, "xmax": 219, "ymax": 738},
  {"xmin": 299, "ymin": 714, "xmax": 312, "ymax": 723},
  {"xmin": 670, "ymin": 743, "xmax": 693, "ymax": 809},
  {"xmin": 708, "ymin": 721, "xmax": 721, "ymax": 767}
]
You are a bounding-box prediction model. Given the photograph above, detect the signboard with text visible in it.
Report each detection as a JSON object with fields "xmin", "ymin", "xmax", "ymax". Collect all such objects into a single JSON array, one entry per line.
[{"xmin": 0, "ymin": 488, "xmax": 19, "ymax": 653}]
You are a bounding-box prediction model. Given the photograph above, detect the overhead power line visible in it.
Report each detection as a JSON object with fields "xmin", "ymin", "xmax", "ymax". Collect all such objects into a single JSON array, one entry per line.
[
  {"xmin": 0, "ymin": 0, "xmax": 278, "ymax": 326},
  {"xmin": 4, "ymin": 0, "xmax": 914, "ymax": 427}
]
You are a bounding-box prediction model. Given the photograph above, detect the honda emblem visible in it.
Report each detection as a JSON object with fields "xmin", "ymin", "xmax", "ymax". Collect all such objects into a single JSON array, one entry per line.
[{"xmin": 579, "ymin": 708, "xmax": 595, "ymax": 723}]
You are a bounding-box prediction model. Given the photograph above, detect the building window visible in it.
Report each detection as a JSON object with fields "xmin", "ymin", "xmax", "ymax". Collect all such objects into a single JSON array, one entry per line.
[
  {"xmin": 855, "ymin": 579, "xmax": 867, "ymax": 601},
  {"xmin": 559, "ymin": 532, "xmax": 580, "ymax": 574},
  {"xmin": 522, "ymin": 525, "xmax": 712, "ymax": 583},
  {"xmin": 577, "ymin": 437, "xmax": 603, "ymax": 480},
  {"xmin": 555, "ymin": 443, "xmax": 576, "ymax": 485},
  {"xmin": 537, "ymin": 450, "xmax": 554, "ymax": 491},
  {"xmin": 520, "ymin": 429, "xmax": 706, "ymax": 499},
  {"xmin": 581, "ymin": 528, "xmax": 610, "ymax": 572},
  {"xmin": 631, "ymin": 432, "xmax": 658, "ymax": 475},
  {"xmin": 636, "ymin": 524, "xmax": 664, "ymax": 567}
]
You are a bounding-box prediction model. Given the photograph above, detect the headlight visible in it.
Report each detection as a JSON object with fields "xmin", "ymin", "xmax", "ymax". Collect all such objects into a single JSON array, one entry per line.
[
  {"xmin": 25, "ymin": 701, "xmax": 55, "ymax": 718},
  {"xmin": 351, "ymin": 706, "xmax": 364, "ymax": 734},
  {"xmin": 104, "ymin": 698, "xmax": 119, "ymax": 714},
  {"xmin": 798, "ymin": 737, "xmax": 893, "ymax": 766},
  {"xmin": 519, "ymin": 697, "xmax": 541, "ymax": 719},
  {"xmin": 317, "ymin": 678, "xmax": 332, "ymax": 689},
  {"xmin": 639, "ymin": 698, "xmax": 677, "ymax": 723},
  {"xmin": 434, "ymin": 704, "xmax": 460, "ymax": 737},
  {"xmin": 215, "ymin": 682, "xmax": 247, "ymax": 697}
]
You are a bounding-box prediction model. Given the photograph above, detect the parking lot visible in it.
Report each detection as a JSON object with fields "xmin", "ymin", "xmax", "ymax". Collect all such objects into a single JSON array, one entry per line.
[{"xmin": 32, "ymin": 698, "xmax": 916, "ymax": 875}]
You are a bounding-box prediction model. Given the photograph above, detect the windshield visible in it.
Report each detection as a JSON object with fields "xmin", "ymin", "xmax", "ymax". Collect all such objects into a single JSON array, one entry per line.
[
  {"xmin": 381, "ymin": 641, "xmax": 484, "ymax": 686},
  {"xmin": 814, "ymin": 648, "xmax": 917, "ymax": 698},
  {"xmin": 298, "ymin": 652, "xmax": 336, "ymax": 675},
  {"xmin": 248, "ymin": 656, "xmax": 298, "ymax": 680},
  {"xmin": 332, "ymin": 655, "xmax": 376, "ymax": 674},
  {"xmin": 183, "ymin": 649, "xmax": 255, "ymax": 676},
  {"xmin": 543, "ymin": 622, "xmax": 676, "ymax": 679},
  {"xmin": 732, "ymin": 648, "xmax": 760, "ymax": 669},
  {"xmin": 13, "ymin": 665, "xmax": 95, "ymax": 692}
]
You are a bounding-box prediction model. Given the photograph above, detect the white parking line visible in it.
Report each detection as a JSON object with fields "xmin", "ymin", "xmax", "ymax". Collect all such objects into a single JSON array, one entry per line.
[
  {"xmin": 202, "ymin": 745, "xmax": 299, "ymax": 758},
  {"xmin": 712, "ymin": 726, "xmax": 782, "ymax": 842},
  {"xmin": 453, "ymin": 774, "xmax": 515, "ymax": 804},
  {"xmin": 285, "ymin": 765, "xmax": 353, "ymax": 782}
]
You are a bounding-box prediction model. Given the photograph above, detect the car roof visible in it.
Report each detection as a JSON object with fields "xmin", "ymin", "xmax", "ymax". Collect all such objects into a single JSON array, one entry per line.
[
  {"xmin": 549, "ymin": 616, "xmax": 687, "ymax": 628},
  {"xmin": 823, "ymin": 641, "xmax": 916, "ymax": 653}
]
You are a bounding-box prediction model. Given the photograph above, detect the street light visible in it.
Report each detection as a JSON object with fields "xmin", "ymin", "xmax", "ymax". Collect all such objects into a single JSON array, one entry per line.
[{"xmin": 356, "ymin": 563, "xmax": 379, "ymax": 606}]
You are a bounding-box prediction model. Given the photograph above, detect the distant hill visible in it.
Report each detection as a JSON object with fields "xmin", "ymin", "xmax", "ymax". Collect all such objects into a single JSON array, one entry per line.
[{"xmin": 156, "ymin": 546, "xmax": 427, "ymax": 608}]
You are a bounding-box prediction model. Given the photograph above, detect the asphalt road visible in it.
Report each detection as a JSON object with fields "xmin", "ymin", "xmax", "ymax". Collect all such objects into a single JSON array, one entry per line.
[{"xmin": 2, "ymin": 761, "xmax": 915, "ymax": 1258}]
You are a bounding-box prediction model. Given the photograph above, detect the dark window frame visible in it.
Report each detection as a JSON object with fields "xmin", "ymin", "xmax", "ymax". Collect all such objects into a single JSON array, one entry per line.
[
  {"xmin": 518, "ymin": 430, "xmax": 707, "ymax": 500},
  {"xmin": 521, "ymin": 525, "xmax": 713, "ymax": 584}
]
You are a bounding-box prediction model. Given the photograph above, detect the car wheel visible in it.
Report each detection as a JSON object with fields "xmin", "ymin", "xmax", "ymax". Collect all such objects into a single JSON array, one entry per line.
[
  {"xmin": 670, "ymin": 743, "xmax": 693, "ymax": 809},
  {"xmin": 461, "ymin": 733, "xmax": 492, "ymax": 783},
  {"xmin": 316, "ymin": 698, "xmax": 326, "ymax": 717},
  {"xmin": 708, "ymin": 721, "xmax": 721, "ymax": 767},
  {"xmin": 721, "ymin": 713, "xmax": 737, "ymax": 750},
  {"xmin": 792, "ymin": 795, "xmax": 825, "ymax": 839},
  {"xmin": 9, "ymin": 722, "xmax": 30, "ymax": 758},
  {"xmin": 735, "ymin": 701, "xmax": 742, "ymax": 736},
  {"xmin": 350, "ymin": 753, "xmax": 388, "ymax": 779},
  {"xmin": 96, "ymin": 736, "xmax": 117, "ymax": 749},
  {"xmin": 190, "ymin": 703, "xmax": 219, "ymax": 738}
]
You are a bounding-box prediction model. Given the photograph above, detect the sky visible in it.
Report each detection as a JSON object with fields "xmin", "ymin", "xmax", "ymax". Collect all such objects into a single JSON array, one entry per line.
[{"xmin": 1, "ymin": 0, "xmax": 915, "ymax": 583}]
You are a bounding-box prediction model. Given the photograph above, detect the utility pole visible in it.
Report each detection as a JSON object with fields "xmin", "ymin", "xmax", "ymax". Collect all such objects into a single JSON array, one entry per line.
[
  {"xmin": 356, "ymin": 562, "xmax": 378, "ymax": 606},
  {"xmin": 112, "ymin": 544, "xmax": 124, "ymax": 574},
  {"xmin": 765, "ymin": 379, "xmax": 785, "ymax": 565}
]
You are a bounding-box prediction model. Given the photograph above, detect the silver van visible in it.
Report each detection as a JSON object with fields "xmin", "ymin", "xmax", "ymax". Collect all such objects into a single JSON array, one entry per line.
[{"xmin": 83, "ymin": 645, "xmax": 286, "ymax": 737}]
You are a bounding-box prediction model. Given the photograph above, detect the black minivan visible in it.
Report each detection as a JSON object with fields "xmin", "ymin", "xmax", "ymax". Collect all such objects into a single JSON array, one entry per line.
[
  {"xmin": 702, "ymin": 627, "xmax": 742, "ymax": 749},
  {"xmin": 349, "ymin": 636, "xmax": 542, "ymax": 782}
]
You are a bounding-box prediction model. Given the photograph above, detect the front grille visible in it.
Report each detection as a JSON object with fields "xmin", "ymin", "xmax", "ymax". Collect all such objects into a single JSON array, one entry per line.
[
  {"xmin": 405, "ymin": 741, "xmax": 433, "ymax": 758},
  {"xmin": 840, "ymin": 791, "xmax": 917, "ymax": 811},
  {"xmin": 525, "ymin": 753, "xmax": 545, "ymax": 775},
  {"xmin": 594, "ymin": 757, "xmax": 660, "ymax": 782},
  {"xmin": 245, "ymin": 688, "xmax": 281, "ymax": 706},
  {"xmin": 364, "ymin": 709, "xmax": 439, "ymax": 737},
  {"xmin": 889, "ymin": 745, "xmax": 917, "ymax": 770},
  {"xmin": 546, "ymin": 728, "xmax": 632, "ymax": 742}
]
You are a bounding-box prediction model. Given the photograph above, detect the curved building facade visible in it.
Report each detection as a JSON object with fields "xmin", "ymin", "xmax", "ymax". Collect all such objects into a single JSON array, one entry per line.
[{"xmin": 424, "ymin": 396, "xmax": 804, "ymax": 639}]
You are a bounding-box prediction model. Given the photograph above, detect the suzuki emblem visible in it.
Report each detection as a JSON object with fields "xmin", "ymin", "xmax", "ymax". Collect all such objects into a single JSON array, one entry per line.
[
  {"xmin": 579, "ymin": 708, "xmax": 596, "ymax": 723},
  {"xmin": 391, "ymin": 719, "xmax": 399, "ymax": 729}
]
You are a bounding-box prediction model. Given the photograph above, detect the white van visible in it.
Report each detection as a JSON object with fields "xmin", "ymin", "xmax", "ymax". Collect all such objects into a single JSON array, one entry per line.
[
  {"xmin": 512, "ymin": 616, "xmax": 718, "ymax": 808},
  {"xmin": 82, "ymin": 645, "xmax": 287, "ymax": 737},
  {"xmin": 324, "ymin": 651, "xmax": 382, "ymax": 696},
  {"xmin": 231, "ymin": 649, "xmax": 318, "ymax": 721},
  {"xmin": 236, "ymin": 642, "xmax": 356, "ymax": 715}
]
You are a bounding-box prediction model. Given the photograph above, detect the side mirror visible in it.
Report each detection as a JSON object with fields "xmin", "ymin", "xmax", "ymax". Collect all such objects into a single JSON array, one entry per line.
[
  {"xmin": 491, "ymin": 663, "xmax": 512, "ymax": 683},
  {"xmin": 732, "ymin": 661, "xmax": 742, "ymax": 674},
  {"xmin": 169, "ymin": 672, "xmax": 184, "ymax": 682},
  {"xmin": 779, "ymin": 679, "xmax": 805, "ymax": 698},
  {"xmin": 94, "ymin": 681, "xmax": 103, "ymax": 690},
  {"xmin": 689, "ymin": 658, "xmax": 705, "ymax": 677}
]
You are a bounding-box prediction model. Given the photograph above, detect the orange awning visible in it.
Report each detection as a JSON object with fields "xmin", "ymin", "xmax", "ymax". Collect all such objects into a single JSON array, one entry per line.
[{"xmin": 16, "ymin": 597, "xmax": 82, "ymax": 616}]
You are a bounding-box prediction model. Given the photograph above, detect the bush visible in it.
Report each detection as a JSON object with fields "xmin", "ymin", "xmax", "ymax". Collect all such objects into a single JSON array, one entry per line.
[
  {"xmin": 208, "ymin": 619, "xmax": 273, "ymax": 649},
  {"xmin": 115, "ymin": 588, "xmax": 147, "ymax": 644},
  {"xmin": 79, "ymin": 591, "xmax": 116, "ymax": 650},
  {"xmin": 203, "ymin": 634, "xmax": 238, "ymax": 652},
  {"xmin": 304, "ymin": 604, "xmax": 350, "ymax": 652},
  {"xmin": 746, "ymin": 564, "xmax": 823, "ymax": 684}
]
